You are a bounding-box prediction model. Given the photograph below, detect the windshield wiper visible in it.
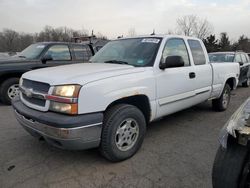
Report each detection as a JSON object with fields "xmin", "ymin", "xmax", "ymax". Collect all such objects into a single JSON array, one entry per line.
[
  {"xmin": 104, "ymin": 60, "xmax": 129, "ymax": 65},
  {"xmin": 18, "ymin": 55, "xmax": 26, "ymax": 58}
]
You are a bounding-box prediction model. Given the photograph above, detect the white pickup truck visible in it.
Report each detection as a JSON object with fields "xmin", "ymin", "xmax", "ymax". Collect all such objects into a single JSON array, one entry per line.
[{"xmin": 12, "ymin": 35, "xmax": 240, "ymax": 161}]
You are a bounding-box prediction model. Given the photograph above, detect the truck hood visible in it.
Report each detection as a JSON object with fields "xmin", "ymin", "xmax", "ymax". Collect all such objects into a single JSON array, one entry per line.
[
  {"xmin": 0, "ymin": 57, "xmax": 38, "ymax": 66},
  {"xmin": 22, "ymin": 63, "xmax": 145, "ymax": 86}
]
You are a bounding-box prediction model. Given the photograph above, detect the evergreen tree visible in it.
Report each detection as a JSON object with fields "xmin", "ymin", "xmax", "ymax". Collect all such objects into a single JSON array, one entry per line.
[
  {"xmin": 218, "ymin": 32, "xmax": 231, "ymax": 51},
  {"xmin": 203, "ymin": 34, "xmax": 218, "ymax": 52}
]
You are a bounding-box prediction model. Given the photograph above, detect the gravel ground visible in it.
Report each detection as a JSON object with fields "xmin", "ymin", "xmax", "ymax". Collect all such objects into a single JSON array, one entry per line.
[{"xmin": 0, "ymin": 87, "xmax": 249, "ymax": 188}]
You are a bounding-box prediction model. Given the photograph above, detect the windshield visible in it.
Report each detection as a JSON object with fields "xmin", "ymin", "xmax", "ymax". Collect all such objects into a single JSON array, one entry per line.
[
  {"xmin": 18, "ymin": 44, "xmax": 46, "ymax": 59},
  {"xmin": 209, "ymin": 53, "xmax": 235, "ymax": 62},
  {"xmin": 90, "ymin": 38, "xmax": 162, "ymax": 67}
]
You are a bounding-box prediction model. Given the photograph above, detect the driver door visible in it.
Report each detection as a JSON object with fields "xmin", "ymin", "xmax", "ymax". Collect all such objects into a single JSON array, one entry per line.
[
  {"xmin": 42, "ymin": 44, "xmax": 73, "ymax": 67},
  {"xmin": 156, "ymin": 38, "xmax": 196, "ymax": 118}
]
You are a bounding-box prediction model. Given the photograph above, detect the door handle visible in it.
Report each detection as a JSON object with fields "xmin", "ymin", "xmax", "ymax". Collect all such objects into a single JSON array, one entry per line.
[{"xmin": 189, "ymin": 72, "xmax": 196, "ymax": 79}]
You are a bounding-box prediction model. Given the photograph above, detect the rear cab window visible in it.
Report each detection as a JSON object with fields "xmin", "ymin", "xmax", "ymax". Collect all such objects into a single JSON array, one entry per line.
[
  {"xmin": 241, "ymin": 54, "xmax": 248, "ymax": 64},
  {"xmin": 209, "ymin": 53, "xmax": 235, "ymax": 62},
  {"xmin": 188, "ymin": 39, "xmax": 206, "ymax": 65},
  {"xmin": 235, "ymin": 54, "xmax": 242, "ymax": 63},
  {"xmin": 73, "ymin": 45, "xmax": 92, "ymax": 61}
]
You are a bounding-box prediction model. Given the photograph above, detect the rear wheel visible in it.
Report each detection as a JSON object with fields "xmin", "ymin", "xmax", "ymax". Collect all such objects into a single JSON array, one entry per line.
[
  {"xmin": 212, "ymin": 84, "xmax": 231, "ymax": 111},
  {"xmin": 0, "ymin": 78, "xmax": 20, "ymax": 105},
  {"xmin": 212, "ymin": 138, "xmax": 250, "ymax": 188},
  {"xmin": 100, "ymin": 104, "xmax": 146, "ymax": 162},
  {"xmin": 242, "ymin": 78, "xmax": 250, "ymax": 87}
]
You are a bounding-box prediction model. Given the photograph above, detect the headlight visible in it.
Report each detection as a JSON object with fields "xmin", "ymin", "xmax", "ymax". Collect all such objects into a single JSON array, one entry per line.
[
  {"xmin": 48, "ymin": 84, "xmax": 81, "ymax": 115},
  {"xmin": 219, "ymin": 98, "xmax": 250, "ymax": 148},
  {"xmin": 50, "ymin": 101, "xmax": 78, "ymax": 115},
  {"xmin": 226, "ymin": 98, "xmax": 250, "ymax": 137},
  {"xmin": 52, "ymin": 85, "xmax": 81, "ymax": 97}
]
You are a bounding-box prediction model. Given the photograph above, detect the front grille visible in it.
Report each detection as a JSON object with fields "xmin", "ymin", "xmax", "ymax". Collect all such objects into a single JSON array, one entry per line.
[
  {"xmin": 21, "ymin": 79, "xmax": 50, "ymax": 108},
  {"xmin": 22, "ymin": 94, "xmax": 46, "ymax": 106},
  {"xmin": 23, "ymin": 79, "xmax": 50, "ymax": 93}
]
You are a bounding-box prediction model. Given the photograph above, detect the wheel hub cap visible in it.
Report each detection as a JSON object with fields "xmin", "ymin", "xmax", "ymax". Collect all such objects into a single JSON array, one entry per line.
[
  {"xmin": 7, "ymin": 84, "xmax": 20, "ymax": 99},
  {"xmin": 222, "ymin": 90, "xmax": 229, "ymax": 108},
  {"xmin": 115, "ymin": 118, "xmax": 139, "ymax": 151}
]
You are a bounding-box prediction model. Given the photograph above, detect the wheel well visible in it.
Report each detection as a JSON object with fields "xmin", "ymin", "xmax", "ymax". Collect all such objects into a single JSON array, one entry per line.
[
  {"xmin": 226, "ymin": 77, "xmax": 236, "ymax": 90},
  {"xmin": 0, "ymin": 73, "xmax": 22, "ymax": 86},
  {"xmin": 106, "ymin": 95, "xmax": 151, "ymax": 123}
]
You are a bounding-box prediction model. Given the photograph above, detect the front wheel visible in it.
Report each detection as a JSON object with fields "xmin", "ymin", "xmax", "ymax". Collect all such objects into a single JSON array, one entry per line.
[
  {"xmin": 212, "ymin": 84, "xmax": 231, "ymax": 111},
  {"xmin": 100, "ymin": 104, "xmax": 146, "ymax": 162},
  {"xmin": 212, "ymin": 138, "xmax": 250, "ymax": 188},
  {"xmin": 0, "ymin": 78, "xmax": 20, "ymax": 105}
]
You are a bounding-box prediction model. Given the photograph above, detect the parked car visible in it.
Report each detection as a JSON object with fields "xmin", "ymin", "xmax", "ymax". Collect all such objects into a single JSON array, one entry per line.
[
  {"xmin": 12, "ymin": 35, "xmax": 239, "ymax": 162},
  {"xmin": 0, "ymin": 42, "xmax": 95, "ymax": 104},
  {"xmin": 212, "ymin": 97, "xmax": 250, "ymax": 188},
  {"xmin": 248, "ymin": 53, "xmax": 250, "ymax": 58},
  {"xmin": 209, "ymin": 51, "xmax": 250, "ymax": 87}
]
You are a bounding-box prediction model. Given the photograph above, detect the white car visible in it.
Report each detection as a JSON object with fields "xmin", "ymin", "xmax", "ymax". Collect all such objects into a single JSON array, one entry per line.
[{"xmin": 12, "ymin": 35, "xmax": 240, "ymax": 161}]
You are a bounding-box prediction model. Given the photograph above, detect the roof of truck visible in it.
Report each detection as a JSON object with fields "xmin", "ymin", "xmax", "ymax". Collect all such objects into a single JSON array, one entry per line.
[
  {"xmin": 209, "ymin": 52, "xmax": 236, "ymax": 54},
  {"xmin": 118, "ymin": 34, "xmax": 202, "ymax": 41}
]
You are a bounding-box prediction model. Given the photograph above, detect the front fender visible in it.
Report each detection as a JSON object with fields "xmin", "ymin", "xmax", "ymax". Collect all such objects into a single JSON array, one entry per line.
[{"xmin": 77, "ymin": 70, "xmax": 155, "ymax": 114}]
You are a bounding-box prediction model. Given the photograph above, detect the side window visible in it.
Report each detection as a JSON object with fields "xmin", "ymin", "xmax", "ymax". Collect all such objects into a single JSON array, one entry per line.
[
  {"xmin": 73, "ymin": 45, "xmax": 91, "ymax": 61},
  {"xmin": 45, "ymin": 45, "xmax": 71, "ymax": 61},
  {"xmin": 188, "ymin": 39, "xmax": 206, "ymax": 65},
  {"xmin": 235, "ymin": 54, "xmax": 242, "ymax": 63},
  {"xmin": 247, "ymin": 54, "xmax": 250, "ymax": 62},
  {"xmin": 241, "ymin": 54, "xmax": 248, "ymax": 63},
  {"xmin": 162, "ymin": 38, "xmax": 190, "ymax": 66}
]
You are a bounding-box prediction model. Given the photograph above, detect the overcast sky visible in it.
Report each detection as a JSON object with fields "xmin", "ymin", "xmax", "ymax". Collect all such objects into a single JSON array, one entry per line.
[{"xmin": 0, "ymin": 0, "xmax": 249, "ymax": 40}]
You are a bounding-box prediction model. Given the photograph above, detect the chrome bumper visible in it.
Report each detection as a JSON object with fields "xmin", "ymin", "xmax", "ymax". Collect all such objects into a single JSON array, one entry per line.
[{"xmin": 14, "ymin": 110, "xmax": 102, "ymax": 150}]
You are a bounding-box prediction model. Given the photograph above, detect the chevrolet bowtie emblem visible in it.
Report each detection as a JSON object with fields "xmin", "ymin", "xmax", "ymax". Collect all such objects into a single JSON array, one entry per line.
[{"xmin": 24, "ymin": 88, "xmax": 33, "ymax": 98}]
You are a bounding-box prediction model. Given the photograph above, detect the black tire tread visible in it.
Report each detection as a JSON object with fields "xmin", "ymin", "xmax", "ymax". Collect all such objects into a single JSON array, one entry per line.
[
  {"xmin": 242, "ymin": 79, "xmax": 249, "ymax": 87},
  {"xmin": 100, "ymin": 104, "xmax": 146, "ymax": 162},
  {"xmin": 212, "ymin": 84, "xmax": 231, "ymax": 112},
  {"xmin": 212, "ymin": 138, "xmax": 249, "ymax": 188},
  {"xmin": 0, "ymin": 77, "xmax": 19, "ymax": 105}
]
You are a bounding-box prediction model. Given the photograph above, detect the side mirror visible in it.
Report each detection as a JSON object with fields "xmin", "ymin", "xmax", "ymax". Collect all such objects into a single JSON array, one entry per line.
[
  {"xmin": 238, "ymin": 62, "xmax": 244, "ymax": 66},
  {"xmin": 41, "ymin": 54, "xmax": 53, "ymax": 64},
  {"xmin": 159, "ymin": 56, "xmax": 185, "ymax": 69}
]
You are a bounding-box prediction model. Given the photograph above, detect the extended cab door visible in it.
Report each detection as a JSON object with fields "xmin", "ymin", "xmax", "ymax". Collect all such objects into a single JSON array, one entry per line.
[
  {"xmin": 71, "ymin": 44, "xmax": 93, "ymax": 63},
  {"xmin": 155, "ymin": 38, "xmax": 197, "ymax": 118},
  {"xmin": 187, "ymin": 39, "xmax": 212, "ymax": 102},
  {"xmin": 42, "ymin": 44, "xmax": 73, "ymax": 67}
]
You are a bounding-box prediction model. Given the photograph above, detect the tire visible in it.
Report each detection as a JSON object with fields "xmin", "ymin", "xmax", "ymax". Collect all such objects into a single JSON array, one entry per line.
[
  {"xmin": 0, "ymin": 77, "xmax": 20, "ymax": 105},
  {"xmin": 212, "ymin": 138, "xmax": 250, "ymax": 188},
  {"xmin": 242, "ymin": 78, "xmax": 250, "ymax": 87},
  {"xmin": 100, "ymin": 104, "xmax": 146, "ymax": 162},
  {"xmin": 212, "ymin": 84, "xmax": 231, "ymax": 111}
]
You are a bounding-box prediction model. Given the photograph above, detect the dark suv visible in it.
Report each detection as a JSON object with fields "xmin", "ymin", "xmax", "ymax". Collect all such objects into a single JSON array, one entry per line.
[
  {"xmin": 0, "ymin": 42, "xmax": 95, "ymax": 104},
  {"xmin": 209, "ymin": 51, "xmax": 250, "ymax": 87}
]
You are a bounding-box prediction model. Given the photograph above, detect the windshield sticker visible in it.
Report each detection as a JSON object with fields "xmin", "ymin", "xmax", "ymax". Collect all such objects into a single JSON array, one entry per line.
[
  {"xmin": 141, "ymin": 38, "xmax": 160, "ymax": 44},
  {"xmin": 137, "ymin": 60, "xmax": 144, "ymax": 64},
  {"xmin": 36, "ymin": 45, "xmax": 45, "ymax": 48}
]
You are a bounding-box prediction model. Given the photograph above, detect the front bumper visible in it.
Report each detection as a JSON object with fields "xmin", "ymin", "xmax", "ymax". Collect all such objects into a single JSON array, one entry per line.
[{"xmin": 12, "ymin": 97, "xmax": 103, "ymax": 150}]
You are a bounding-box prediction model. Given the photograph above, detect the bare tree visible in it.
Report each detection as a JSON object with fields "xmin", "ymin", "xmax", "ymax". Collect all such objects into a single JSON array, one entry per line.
[
  {"xmin": 176, "ymin": 15, "xmax": 197, "ymax": 36},
  {"xmin": 96, "ymin": 32, "xmax": 107, "ymax": 40},
  {"xmin": 127, "ymin": 28, "xmax": 136, "ymax": 37},
  {"xmin": 176, "ymin": 15, "xmax": 213, "ymax": 39},
  {"xmin": 195, "ymin": 18, "xmax": 213, "ymax": 39},
  {"xmin": 0, "ymin": 29, "xmax": 19, "ymax": 51}
]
